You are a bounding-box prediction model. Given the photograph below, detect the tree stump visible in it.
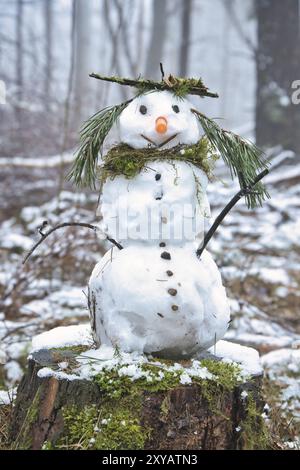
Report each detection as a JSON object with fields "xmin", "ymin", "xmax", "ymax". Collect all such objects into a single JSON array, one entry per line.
[{"xmin": 9, "ymin": 341, "xmax": 269, "ymax": 450}]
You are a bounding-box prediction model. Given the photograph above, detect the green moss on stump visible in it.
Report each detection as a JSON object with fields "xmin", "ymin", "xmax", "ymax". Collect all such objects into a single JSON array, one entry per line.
[
  {"xmin": 56, "ymin": 396, "xmax": 150, "ymax": 450},
  {"xmin": 13, "ymin": 354, "xmax": 269, "ymax": 450},
  {"xmin": 238, "ymin": 392, "xmax": 271, "ymax": 450},
  {"xmin": 51, "ymin": 359, "xmax": 268, "ymax": 450}
]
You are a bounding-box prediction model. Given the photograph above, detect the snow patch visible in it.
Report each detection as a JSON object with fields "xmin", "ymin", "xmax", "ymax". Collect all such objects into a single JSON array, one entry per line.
[
  {"xmin": 31, "ymin": 324, "xmax": 93, "ymax": 352},
  {"xmin": 0, "ymin": 388, "xmax": 17, "ymax": 406},
  {"xmin": 209, "ymin": 340, "xmax": 262, "ymax": 377}
]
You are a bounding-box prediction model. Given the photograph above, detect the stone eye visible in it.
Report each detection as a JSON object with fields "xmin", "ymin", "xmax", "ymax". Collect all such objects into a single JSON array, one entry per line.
[
  {"xmin": 139, "ymin": 105, "xmax": 147, "ymax": 115},
  {"xmin": 172, "ymin": 104, "xmax": 180, "ymax": 113}
]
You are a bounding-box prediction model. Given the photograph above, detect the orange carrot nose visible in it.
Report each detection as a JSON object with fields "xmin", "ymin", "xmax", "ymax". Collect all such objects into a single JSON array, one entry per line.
[{"xmin": 155, "ymin": 116, "xmax": 168, "ymax": 134}]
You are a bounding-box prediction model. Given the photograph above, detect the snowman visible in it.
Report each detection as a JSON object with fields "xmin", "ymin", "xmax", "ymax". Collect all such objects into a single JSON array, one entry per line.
[{"xmin": 70, "ymin": 72, "xmax": 269, "ymax": 359}]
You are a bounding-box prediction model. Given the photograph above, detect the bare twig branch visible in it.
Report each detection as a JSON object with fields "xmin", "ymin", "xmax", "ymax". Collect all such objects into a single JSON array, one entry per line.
[
  {"xmin": 196, "ymin": 169, "xmax": 269, "ymax": 258},
  {"xmin": 23, "ymin": 222, "xmax": 123, "ymax": 265},
  {"xmin": 223, "ymin": 0, "xmax": 257, "ymax": 55},
  {"xmin": 90, "ymin": 73, "xmax": 219, "ymax": 98}
]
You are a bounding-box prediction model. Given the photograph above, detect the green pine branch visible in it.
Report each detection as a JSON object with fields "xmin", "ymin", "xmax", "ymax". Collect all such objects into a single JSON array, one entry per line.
[
  {"xmin": 68, "ymin": 100, "xmax": 132, "ymax": 188},
  {"xmin": 192, "ymin": 109, "xmax": 270, "ymax": 208}
]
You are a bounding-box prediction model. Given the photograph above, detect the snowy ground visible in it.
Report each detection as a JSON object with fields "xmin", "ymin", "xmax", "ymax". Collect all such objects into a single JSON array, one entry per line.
[{"xmin": 0, "ymin": 146, "xmax": 299, "ymax": 446}]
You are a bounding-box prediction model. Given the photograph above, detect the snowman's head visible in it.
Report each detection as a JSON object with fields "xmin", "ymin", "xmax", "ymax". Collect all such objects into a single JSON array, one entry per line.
[{"xmin": 118, "ymin": 91, "xmax": 202, "ymax": 149}]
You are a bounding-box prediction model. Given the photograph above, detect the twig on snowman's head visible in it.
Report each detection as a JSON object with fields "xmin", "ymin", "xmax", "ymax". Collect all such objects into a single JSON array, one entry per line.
[
  {"xmin": 196, "ymin": 169, "xmax": 269, "ymax": 258},
  {"xmin": 22, "ymin": 222, "xmax": 123, "ymax": 265},
  {"xmin": 89, "ymin": 73, "xmax": 219, "ymax": 98}
]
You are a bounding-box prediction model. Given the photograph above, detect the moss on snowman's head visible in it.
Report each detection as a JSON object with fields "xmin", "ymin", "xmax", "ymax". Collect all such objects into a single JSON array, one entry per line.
[{"xmin": 69, "ymin": 71, "xmax": 269, "ymax": 209}]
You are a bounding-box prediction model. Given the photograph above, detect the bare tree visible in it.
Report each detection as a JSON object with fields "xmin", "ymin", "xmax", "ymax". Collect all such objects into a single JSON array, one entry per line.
[
  {"xmin": 44, "ymin": 0, "xmax": 53, "ymax": 110},
  {"xmin": 145, "ymin": 0, "xmax": 168, "ymax": 79},
  {"xmin": 15, "ymin": 0, "xmax": 24, "ymax": 123},
  {"xmin": 103, "ymin": 0, "xmax": 128, "ymax": 101},
  {"xmin": 255, "ymin": 0, "xmax": 300, "ymax": 154},
  {"xmin": 135, "ymin": 0, "xmax": 145, "ymax": 73},
  {"xmin": 73, "ymin": 0, "xmax": 93, "ymax": 125},
  {"xmin": 220, "ymin": 0, "xmax": 232, "ymax": 116},
  {"xmin": 179, "ymin": 0, "xmax": 193, "ymax": 77}
]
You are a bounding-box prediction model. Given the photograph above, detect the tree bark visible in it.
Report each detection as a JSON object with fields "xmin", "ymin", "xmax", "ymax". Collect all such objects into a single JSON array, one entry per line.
[
  {"xmin": 255, "ymin": 0, "xmax": 300, "ymax": 154},
  {"xmin": 10, "ymin": 347, "xmax": 266, "ymax": 450},
  {"xmin": 179, "ymin": 0, "xmax": 193, "ymax": 77},
  {"xmin": 44, "ymin": 0, "xmax": 53, "ymax": 110},
  {"xmin": 15, "ymin": 0, "xmax": 24, "ymax": 124},
  {"xmin": 73, "ymin": 0, "xmax": 93, "ymax": 125},
  {"xmin": 145, "ymin": 0, "xmax": 168, "ymax": 79}
]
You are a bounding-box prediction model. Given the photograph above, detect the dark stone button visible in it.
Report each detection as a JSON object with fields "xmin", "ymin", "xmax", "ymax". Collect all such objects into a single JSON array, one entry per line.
[
  {"xmin": 166, "ymin": 270, "xmax": 173, "ymax": 277},
  {"xmin": 159, "ymin": 242, "xmax": 166, "ymax": 247},
  {"xmin": 155, "ymin": 173, "xmax": 161, "ymax": 181},
  {"xmin": 168, "ymin": 288, "xmax": 177, "ymax": 296},
  {"xmin": 161, "ymin": 251, "xmax": 171, "ymax": 260},
  {"xmin": 171, "ymin": 305, "xmax": 179, "ymax": 311}
]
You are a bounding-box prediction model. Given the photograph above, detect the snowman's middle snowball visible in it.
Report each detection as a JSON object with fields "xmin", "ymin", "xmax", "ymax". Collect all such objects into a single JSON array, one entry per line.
[
  {"xmin": 99, "ymin": 160, "xmax": 210, "ymax": 244},
  {"xmin": 89, "ymin": 244, "xmax": 230, "ymax": 359}
]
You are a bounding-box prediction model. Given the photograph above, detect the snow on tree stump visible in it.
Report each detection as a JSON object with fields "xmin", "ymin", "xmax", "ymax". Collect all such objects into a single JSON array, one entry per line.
[{"xmin": 9, "ymin": 327, "xmax": 269, "ymax": 450}]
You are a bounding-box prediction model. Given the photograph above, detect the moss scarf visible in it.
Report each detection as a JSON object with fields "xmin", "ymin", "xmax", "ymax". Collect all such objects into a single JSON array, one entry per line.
[{"xmin": 98, "ymin": 137, "xmax": 218, "ymax": 184}]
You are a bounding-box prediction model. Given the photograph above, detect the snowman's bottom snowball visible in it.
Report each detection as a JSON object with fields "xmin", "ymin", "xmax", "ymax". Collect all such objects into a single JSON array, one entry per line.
[{"xmin": 89, "ymin": 245, "xmax": 230, "ymax": 359}]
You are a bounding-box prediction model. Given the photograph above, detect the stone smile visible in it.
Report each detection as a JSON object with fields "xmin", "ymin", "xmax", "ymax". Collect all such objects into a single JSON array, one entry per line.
[{"xmin": 140, "ymin": 133, "xmax": 178, "ymax": 148}]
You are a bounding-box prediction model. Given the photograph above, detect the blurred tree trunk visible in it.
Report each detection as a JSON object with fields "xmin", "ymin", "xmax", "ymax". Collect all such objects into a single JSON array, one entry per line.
[
  {"xmin": 220, "ymin": 0, "xmax": 233, "ymax": 117},
  {"xmin": 145, "ymin": 0, "xmax": 167, "ymax": 79},
  {"xmin": 44, "ymin": 0, "xmax": 53, "ymax": 111},
  {"xmin": 135, "ymin": 0, "xmax": 145, "ymax": 73},
  {"xmin": 255, "ymin": 0, "xmax": 300, "ymax": 154},
  {"xmin": 179, "ymin": 0, "xmax": 193, "ymax": 77},
  {"xmin": 103, "ymin": 0, "xmax": 128, "ymax": 101},
  {"xmin": 73, "ymin": 0, "xmax": 93, "ymax": 126},
  {"xmin": 15, "ymin": 0, "xmax": 24, "ymax": 124}
]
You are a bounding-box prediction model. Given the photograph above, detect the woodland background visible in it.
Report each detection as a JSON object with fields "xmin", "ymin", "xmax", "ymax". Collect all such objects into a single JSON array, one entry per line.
[{"xmin": 0, "ymin": 0, "xmax": 300, "ymax": 449}]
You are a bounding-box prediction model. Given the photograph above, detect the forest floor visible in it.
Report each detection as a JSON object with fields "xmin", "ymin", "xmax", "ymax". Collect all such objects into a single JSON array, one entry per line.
[{"xmin": 0, "ymin": 147, "xmax": 300, "ymax": 449}]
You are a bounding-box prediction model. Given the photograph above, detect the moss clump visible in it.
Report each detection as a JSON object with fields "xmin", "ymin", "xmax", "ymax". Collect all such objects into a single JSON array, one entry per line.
[
  {"xmin": 93, "ymin": 363, "xmax": 183, "ymax": 398},
  {"xmin": 93, "ymin": 359, "xmax": 244, "ymax": 425},
  {"xmin": 55, "ymin": 395, "xmax": 150, "ymax": 450},
  {"xmin": 93, "ymin": 359, "xmax": 243, "ymax": 402},
  {"xmin": 195, "ymin": 360, "xmax": 243, "ymax": 417},
  {"xmin": 99, "ymin": 137, "xmax": 218, "ymax": 184},
  {"xmin": 135, "ymin": 74, "xmax": 216, "ymax": 98},
  {"xmin": 42, "ymin": 440, "xmax": 54, "ymax": 450},
  {"xmin": 200, "ymin": 359, "xmax": 243, "ymax": 390},
  {"xmin": 238, "ymin": 392, "xmax": 271, "ymax": 450}
]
